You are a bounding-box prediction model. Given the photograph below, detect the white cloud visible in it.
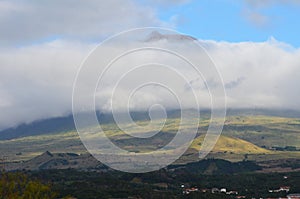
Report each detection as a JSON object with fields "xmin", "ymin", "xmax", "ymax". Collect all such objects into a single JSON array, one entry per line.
[
  {"xmin": 0, "ymin": 35, "xmax": 300, "ymax": 130},
  {"xmin": 0, "ymin": 1, "xmax": 300, "ymax": 130},
  {"xmin": 0, "ymin": 0, "xmax": 164, "ymax": 45},
  {"xmin": 204, "ymin": 38, "xmax": 300, "ymax": 109},
  {"xmin": 0, "ymin": 40, "xmax": 95, "ymax": 129},
  {"xmin": 242, "ymin": 0, "xmax": 300, "ymax": 28},
  {"xmin": 244, "ymin": 10, "xmax": 270, "ymax": 28}
]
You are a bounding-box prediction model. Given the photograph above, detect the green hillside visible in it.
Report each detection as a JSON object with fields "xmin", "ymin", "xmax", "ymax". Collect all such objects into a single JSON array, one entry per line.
[
  {"xmin": 191, "ymin": 135, "xmax": 271, "ymax": 154},
  {"xmin": 0, "ymin": 114, "xmax": 299, "ymax": 163}
]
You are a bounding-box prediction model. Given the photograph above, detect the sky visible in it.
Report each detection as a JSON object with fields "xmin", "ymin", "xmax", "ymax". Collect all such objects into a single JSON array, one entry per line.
[
  {"xmin": 156, "ymin": 0, "xmax": 300, "ymax": 47},
  {"xmin": 0, "ymin": 0, "xmax": 300, "ymax": 130},
  {"xmin": 1, "ymin": 0, "xmax": 300, "ymax": 47}
]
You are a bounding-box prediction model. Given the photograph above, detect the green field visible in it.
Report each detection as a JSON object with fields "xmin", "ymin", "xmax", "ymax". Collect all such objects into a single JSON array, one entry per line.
[{"xmin": 0, "ymin": 114, "xmax": 299, "ymax": 163}]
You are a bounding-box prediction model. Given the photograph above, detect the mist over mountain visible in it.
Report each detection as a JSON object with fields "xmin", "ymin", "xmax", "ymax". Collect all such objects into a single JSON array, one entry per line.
[
  {"xmin": 1, "ymin": 31, "xmax": 300, "ymax": 130},
  {"xmin": 1, "ymin": 108, "xmax": 300, "ymax": 141}
]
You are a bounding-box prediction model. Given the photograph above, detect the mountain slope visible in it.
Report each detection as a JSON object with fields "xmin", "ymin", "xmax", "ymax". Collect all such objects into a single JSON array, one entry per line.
[
  {"xmin": 191, "ymin": 135, "xmax": 270, "ymax": 154},
  {"xmin": 0, "ymin": 115, "xmax": 75, "ymax": 140}
]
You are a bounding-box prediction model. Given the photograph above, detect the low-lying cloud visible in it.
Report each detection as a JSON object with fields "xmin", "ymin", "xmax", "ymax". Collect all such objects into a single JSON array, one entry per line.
[
  {"xmin": 1, "ymin": 36, "xmax": 300, "ymax": 130},
  {"xmin": 0, "ymin": 0, "xmax": 300, "ymax": 130}
]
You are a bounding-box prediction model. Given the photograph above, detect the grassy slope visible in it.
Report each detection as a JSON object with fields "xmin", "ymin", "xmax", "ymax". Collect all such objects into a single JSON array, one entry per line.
[
  {"xmin": 223, "ymin": 115, "xmax": 300, "ymax": 148},
  {"xmin": 191, "ymin": 135, "xmax": 270, "ymax": 154},
  {"xmin": 0, "ymin": 131, "xmax": 84, "ymax": 161},
  {"xmin": 0, "ymin": 115, "xmax": 299, "ymax": 162}
]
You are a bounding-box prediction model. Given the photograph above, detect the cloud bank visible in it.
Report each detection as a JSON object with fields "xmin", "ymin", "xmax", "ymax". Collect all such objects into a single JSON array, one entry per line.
[
  {"xmin": 1, "ymin": 36, "xmax": 300, "ymax": 130},
  {"xmin": 0, "ymin": 0, "xmax": 164, "ymax": 46},
  {"xmin": 0, "ymin": 0, "xmax": 300, "ymax": 130}
]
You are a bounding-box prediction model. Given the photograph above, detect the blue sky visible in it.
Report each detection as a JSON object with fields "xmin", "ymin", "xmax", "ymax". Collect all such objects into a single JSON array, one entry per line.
[{"xmin": 157, "ymin": 0, "xmax": 300, "ymax": 47}]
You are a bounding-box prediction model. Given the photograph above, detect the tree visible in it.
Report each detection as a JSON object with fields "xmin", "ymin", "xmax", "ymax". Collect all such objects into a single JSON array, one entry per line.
[{"xmin": 0, "ymin": 171, "xmax": 57, "ymax": 199}]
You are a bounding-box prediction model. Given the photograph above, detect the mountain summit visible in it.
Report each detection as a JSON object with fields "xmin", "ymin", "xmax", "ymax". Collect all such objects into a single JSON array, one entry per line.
[{"xmin": 145, "ymin": 31, "xmax": 197, "ymax": 42}]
